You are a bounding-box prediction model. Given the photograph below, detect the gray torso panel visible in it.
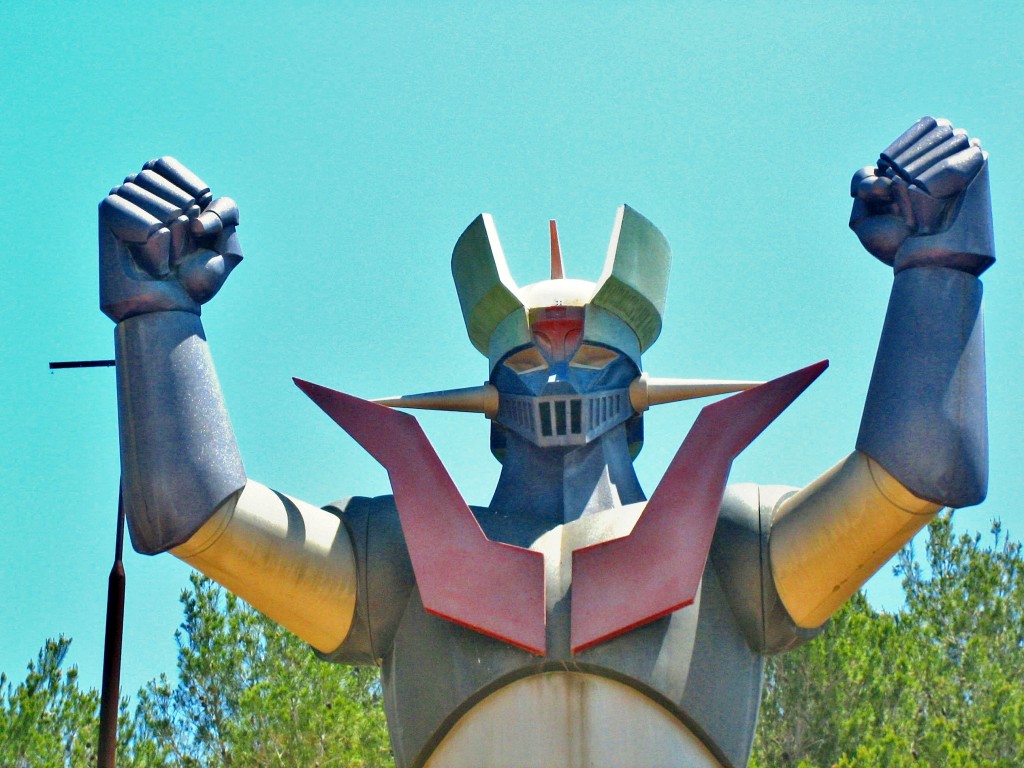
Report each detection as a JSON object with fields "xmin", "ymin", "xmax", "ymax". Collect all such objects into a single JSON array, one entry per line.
[{"xmin": 322, "ymin": 483, "xmax": 819, "ymax": 768}]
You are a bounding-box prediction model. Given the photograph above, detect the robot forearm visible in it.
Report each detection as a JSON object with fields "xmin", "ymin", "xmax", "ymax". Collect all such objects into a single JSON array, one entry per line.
[
  {"xmin": 116, "ymin": 311, "xmax": 357, "ymax": 649},
  {"xmin": 857, "ymin": 266, "xmax": 987, "ymax": 507},
  {"xmin": 115, "ymin": 310, "xmax": 246, "ymax": 554}
]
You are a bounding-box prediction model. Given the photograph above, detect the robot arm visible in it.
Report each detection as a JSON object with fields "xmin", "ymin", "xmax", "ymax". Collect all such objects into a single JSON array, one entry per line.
[
  {"xmin": 172, "ymin": 482, "xmax": 356, "ymax": 652},
  {"xmin": 769, "ymin": 451, "xmax": 939, "ymax": 628},
  {"xmin": 101, "ymin": 159, "xmax": 355, "ymax": 652},
  {"xmin": 767, "ymin": 117, "xmax": 993, "ymax": 629}
]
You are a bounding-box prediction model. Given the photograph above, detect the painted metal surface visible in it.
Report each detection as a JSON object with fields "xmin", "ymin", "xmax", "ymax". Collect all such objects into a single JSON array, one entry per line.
[
  {"xmin": 115, "ymin": 311, "xmax": 246, "ymax": 554},
  {"xmin": 851, "ymin": 116, "xmax": 994, "ymax": 276},
  {"xmin": 295, "ymin": 378, "xmax": 548, "ymax": 655},
  {"xmin": 857, "ymin": 268, "xmax": 987, "ymax": 507},
  {"xmin": 548, "ymin": 220, "xmax": 564, "ymax": 279},
  {"xmin": 172, "ymin": 480, "xmax": 357, "ymax": 652},
  {"xmin": 425, "ymin": 672, "xmax": 724, "ymax": 768},
  {"xmin": 570, "ymin": 360, "xmax": 828, "ymax": 653},
  {"xmin": 591, "ymin": 205, "xmax": 671, "ymax": 352},
  {"xmin": 453, "ymin": 206, "xmax": 669, "ymax": 371},
  {"xmin": 628, "ymin": 373, "xmax": 763, "ymax": 412},
  {"xmin": 299, "ymin": 363, "xmax": 826, "ymax": 658},
  {"xmin": 771, "ymin": 451, "xmax": 940, "ymax": 628},
  {"xmin": 372, "ymin": 383, "xmax": 499, "ymax": 418},
  {"xmin": 450, "ymin": 213, "xmax": 525, "ymax": 356}
]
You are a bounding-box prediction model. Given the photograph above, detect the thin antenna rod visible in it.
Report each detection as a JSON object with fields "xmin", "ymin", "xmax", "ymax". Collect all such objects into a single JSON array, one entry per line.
[
  {"xmin": 49, "ymin": 360, "xmax": 115, "ymax": 369},
  {"xmin": 549, "ymin": 220, "xmax": 565, "ymax": 279}
]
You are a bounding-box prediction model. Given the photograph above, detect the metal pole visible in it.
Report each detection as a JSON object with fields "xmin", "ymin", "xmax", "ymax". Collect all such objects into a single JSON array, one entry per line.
[
  {"xmin": 97, "ymin": 488, "xmax": 126, "ymax": 768},
  {"xmin": 49, "ymin": 359, "xmax": 124, "ymax": 768}
]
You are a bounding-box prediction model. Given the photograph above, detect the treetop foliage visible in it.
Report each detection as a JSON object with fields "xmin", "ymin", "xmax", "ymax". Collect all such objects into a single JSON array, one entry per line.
[{"xmin": 751, "ymin": 513, "xmax": 1024, "ymax": 767}]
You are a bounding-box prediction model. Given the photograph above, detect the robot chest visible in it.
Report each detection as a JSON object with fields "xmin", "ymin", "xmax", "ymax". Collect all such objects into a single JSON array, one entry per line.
[
  {"xmin": 529, "ymin": 502, "xmax": 646, "ymax": 630},
  {"xmin": 422, "ymin": 671, "xmax": 726, "ymax": 768},
  {"xmin": 303, "ymin": 360, "xmax": 823, "ymax": 656},
  {"xmin": 383, "ymin": 561, "xmax": 760, "ymax": 768}
]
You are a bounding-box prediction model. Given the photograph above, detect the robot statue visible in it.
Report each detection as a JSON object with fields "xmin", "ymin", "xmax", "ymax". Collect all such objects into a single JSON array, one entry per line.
[{"xmin": 98, "ymin": 117, "xmax": 992, "ymax": 767}]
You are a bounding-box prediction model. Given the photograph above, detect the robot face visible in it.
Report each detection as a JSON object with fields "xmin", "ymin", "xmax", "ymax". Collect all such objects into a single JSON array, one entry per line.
[{"xmin": 491, "ymin": 306, "xmax": 640, "ymax": 448}]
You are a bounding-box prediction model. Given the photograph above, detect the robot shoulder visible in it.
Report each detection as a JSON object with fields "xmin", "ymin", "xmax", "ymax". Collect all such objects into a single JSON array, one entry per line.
[
  {"xmin": 316, "ymin": 495, "xmax": 416, "ymax": 665},
  {"xmin": 711, "ymin": 483, "xmax": 826, "ymax": 655}
]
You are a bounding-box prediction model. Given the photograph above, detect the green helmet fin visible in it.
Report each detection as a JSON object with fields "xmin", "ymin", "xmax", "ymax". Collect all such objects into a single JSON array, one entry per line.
[
  {"xmin": 451, "ymin": 214, "xmax": 528, "ymax": 356},
  {"xmin": 591, "ymin": 205, "xmax": 671, "ymax": 352}
]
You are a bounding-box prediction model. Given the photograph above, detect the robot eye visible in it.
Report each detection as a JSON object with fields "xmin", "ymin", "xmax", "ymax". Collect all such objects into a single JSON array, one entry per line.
[
  {"xmin": 503, "ymin": 347, "xmax": 549, "ymax": 374},
  {"xmin": 569, "ymin": 344, "xmax": 619, "ymax": 370}
]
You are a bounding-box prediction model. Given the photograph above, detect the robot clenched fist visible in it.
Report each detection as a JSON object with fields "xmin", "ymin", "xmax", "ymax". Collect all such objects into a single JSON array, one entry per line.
[{"xmin": 99, "ymin": 156, "xmax": 242, "ymax": 321}]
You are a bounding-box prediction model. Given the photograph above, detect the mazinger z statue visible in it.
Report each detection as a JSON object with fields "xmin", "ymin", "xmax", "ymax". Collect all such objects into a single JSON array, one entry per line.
[{"xmin": 98, "ymin": 116, "xmax": 992, "ymax": 767}]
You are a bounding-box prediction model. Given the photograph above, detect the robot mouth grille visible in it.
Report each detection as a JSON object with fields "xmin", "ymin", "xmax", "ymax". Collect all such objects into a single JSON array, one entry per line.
[{"xmin": 497, "ymin": 389, "xmax": 633, "ymax": 447}]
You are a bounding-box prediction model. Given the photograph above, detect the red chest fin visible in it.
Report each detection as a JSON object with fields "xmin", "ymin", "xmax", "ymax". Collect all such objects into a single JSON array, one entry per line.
[
  {"xmin": 296, "ymin": 359, "xmax": 826, "ymax": 657},
  {"xmin": 569, "ymin": 360, "xmax": 828, "ymax": 652},
  {"xmin": 294, "ymin": 378, "xmax": 547, "ymax": 655}
]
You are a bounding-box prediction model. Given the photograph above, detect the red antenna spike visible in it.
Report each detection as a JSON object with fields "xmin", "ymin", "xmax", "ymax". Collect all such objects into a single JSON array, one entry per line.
[{"xmin": 549, "ymin": 220, "xmax": 565, "ymax": 279}]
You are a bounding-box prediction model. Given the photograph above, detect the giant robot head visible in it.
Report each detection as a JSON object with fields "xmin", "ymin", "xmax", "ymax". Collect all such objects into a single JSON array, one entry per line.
[{"xmin": 373, "ymin": 206, "xmax": 761, "ymax": 461}]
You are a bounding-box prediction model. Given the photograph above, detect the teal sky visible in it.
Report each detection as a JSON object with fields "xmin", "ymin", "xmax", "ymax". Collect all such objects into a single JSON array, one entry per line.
[{"xmin": 2, "ymin": 3, "xmax": 1022, "ymax": 700}]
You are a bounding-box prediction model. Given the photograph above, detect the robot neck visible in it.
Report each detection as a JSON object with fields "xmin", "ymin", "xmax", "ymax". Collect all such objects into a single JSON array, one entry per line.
[{"xmin": 488, "ymin": 423, "xmax": 645, "ymax": 528}]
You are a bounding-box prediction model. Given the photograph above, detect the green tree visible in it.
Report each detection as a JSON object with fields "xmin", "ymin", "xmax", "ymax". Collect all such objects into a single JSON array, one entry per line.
[
  {"xmin": 135, "ymin": 574, "xmax": 392, "ymax": 768},
  {"xmin": 751, "ymin": 512, "xmax": 1024, "ymax": 767},
  {"xmin": 0, "ymin": 637, "xmax": 158, "ymax": 768},
  {"xmin": 0, "ymin": 580, "xmax": 390, "ymax": 768},
  {"xmin": 0, "ymin": 637, "xmax": 98, "ymax": 767}
]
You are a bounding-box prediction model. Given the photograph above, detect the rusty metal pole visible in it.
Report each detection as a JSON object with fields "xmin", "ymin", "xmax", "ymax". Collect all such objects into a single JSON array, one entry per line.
[
  {"xmin": 96, "ymin": 488, "xmax": 125, "ymax": 768},
  {"xmin": 50, "ymin": 359, "xmax": 123, "ymax": 768}
]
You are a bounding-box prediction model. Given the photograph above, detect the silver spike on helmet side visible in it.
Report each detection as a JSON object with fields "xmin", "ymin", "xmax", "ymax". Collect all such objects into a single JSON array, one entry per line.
[
  {"xmin": 372, "ymin": 384, "xmax": 500, "ymax": 419},
  {"xmin": 628, "ymin": 375, "xmax": 764, "ymax": 412},
  {"xmin": 373, "ymin": 376, "xmax": 764, "ymax": 418}
]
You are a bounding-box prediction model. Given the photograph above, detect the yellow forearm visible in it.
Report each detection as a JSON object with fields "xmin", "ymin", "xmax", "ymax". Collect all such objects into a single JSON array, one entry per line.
[
  {"xmin": 770, "ymin": 451, "xmax": 940, "ymax": 629},
  {"xmin": 172, "ymin": 480, "xmax": 357, "ymax": 652}
]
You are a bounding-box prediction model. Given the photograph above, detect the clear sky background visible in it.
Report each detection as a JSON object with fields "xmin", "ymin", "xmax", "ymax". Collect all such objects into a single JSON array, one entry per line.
[{"xmin": 2, "ymin": 3, "xmax": 1021, "ymax": 701}]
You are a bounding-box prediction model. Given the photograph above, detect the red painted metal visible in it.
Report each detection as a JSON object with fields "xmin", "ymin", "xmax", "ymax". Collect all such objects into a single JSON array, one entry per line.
[
  {"xmin": 570, "ymin": 360, "xmax": 828, "ymax": 653},
  {"xmin": 294, "ymin": 378, "xmax": 547, "ymax": 655},
  {"xmin": 297, "ymin": 360, "xmax": 826, "ymax": 657},
  {"xmin": 531, "ymin": 306, "xmax": 584, "ymax": 361},
  {"xmin": 549, "ymin": 220, "xmax": 564, "ymax": 279}
]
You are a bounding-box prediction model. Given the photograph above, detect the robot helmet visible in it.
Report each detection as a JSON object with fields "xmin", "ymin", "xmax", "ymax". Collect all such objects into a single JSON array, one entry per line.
[
  {"xmin": 451, "ymin": 205, "xmax": 671, "ymax": 375},
  {"xmin": 449, "ymin": 207, "xmax": 667, "ymax": 453},
  {"xmin": 371, "ymin": 206, "xmax": 762, "ymax": 459}
]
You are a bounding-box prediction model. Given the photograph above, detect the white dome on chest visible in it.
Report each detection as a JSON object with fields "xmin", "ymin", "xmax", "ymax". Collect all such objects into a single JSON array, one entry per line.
[{"xmin": 426, "ymin": 671, "xmax": 724, "ymax": 768}]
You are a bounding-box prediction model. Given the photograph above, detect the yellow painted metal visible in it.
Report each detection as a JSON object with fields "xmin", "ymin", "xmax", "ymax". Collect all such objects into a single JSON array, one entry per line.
[
  {"xmin": 172, "ymin": 480, "xmax": 357, "ymax": 652},
  {"xmin": 770, "ymin": 451, "xmax": 940, "ymax": 629}
]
